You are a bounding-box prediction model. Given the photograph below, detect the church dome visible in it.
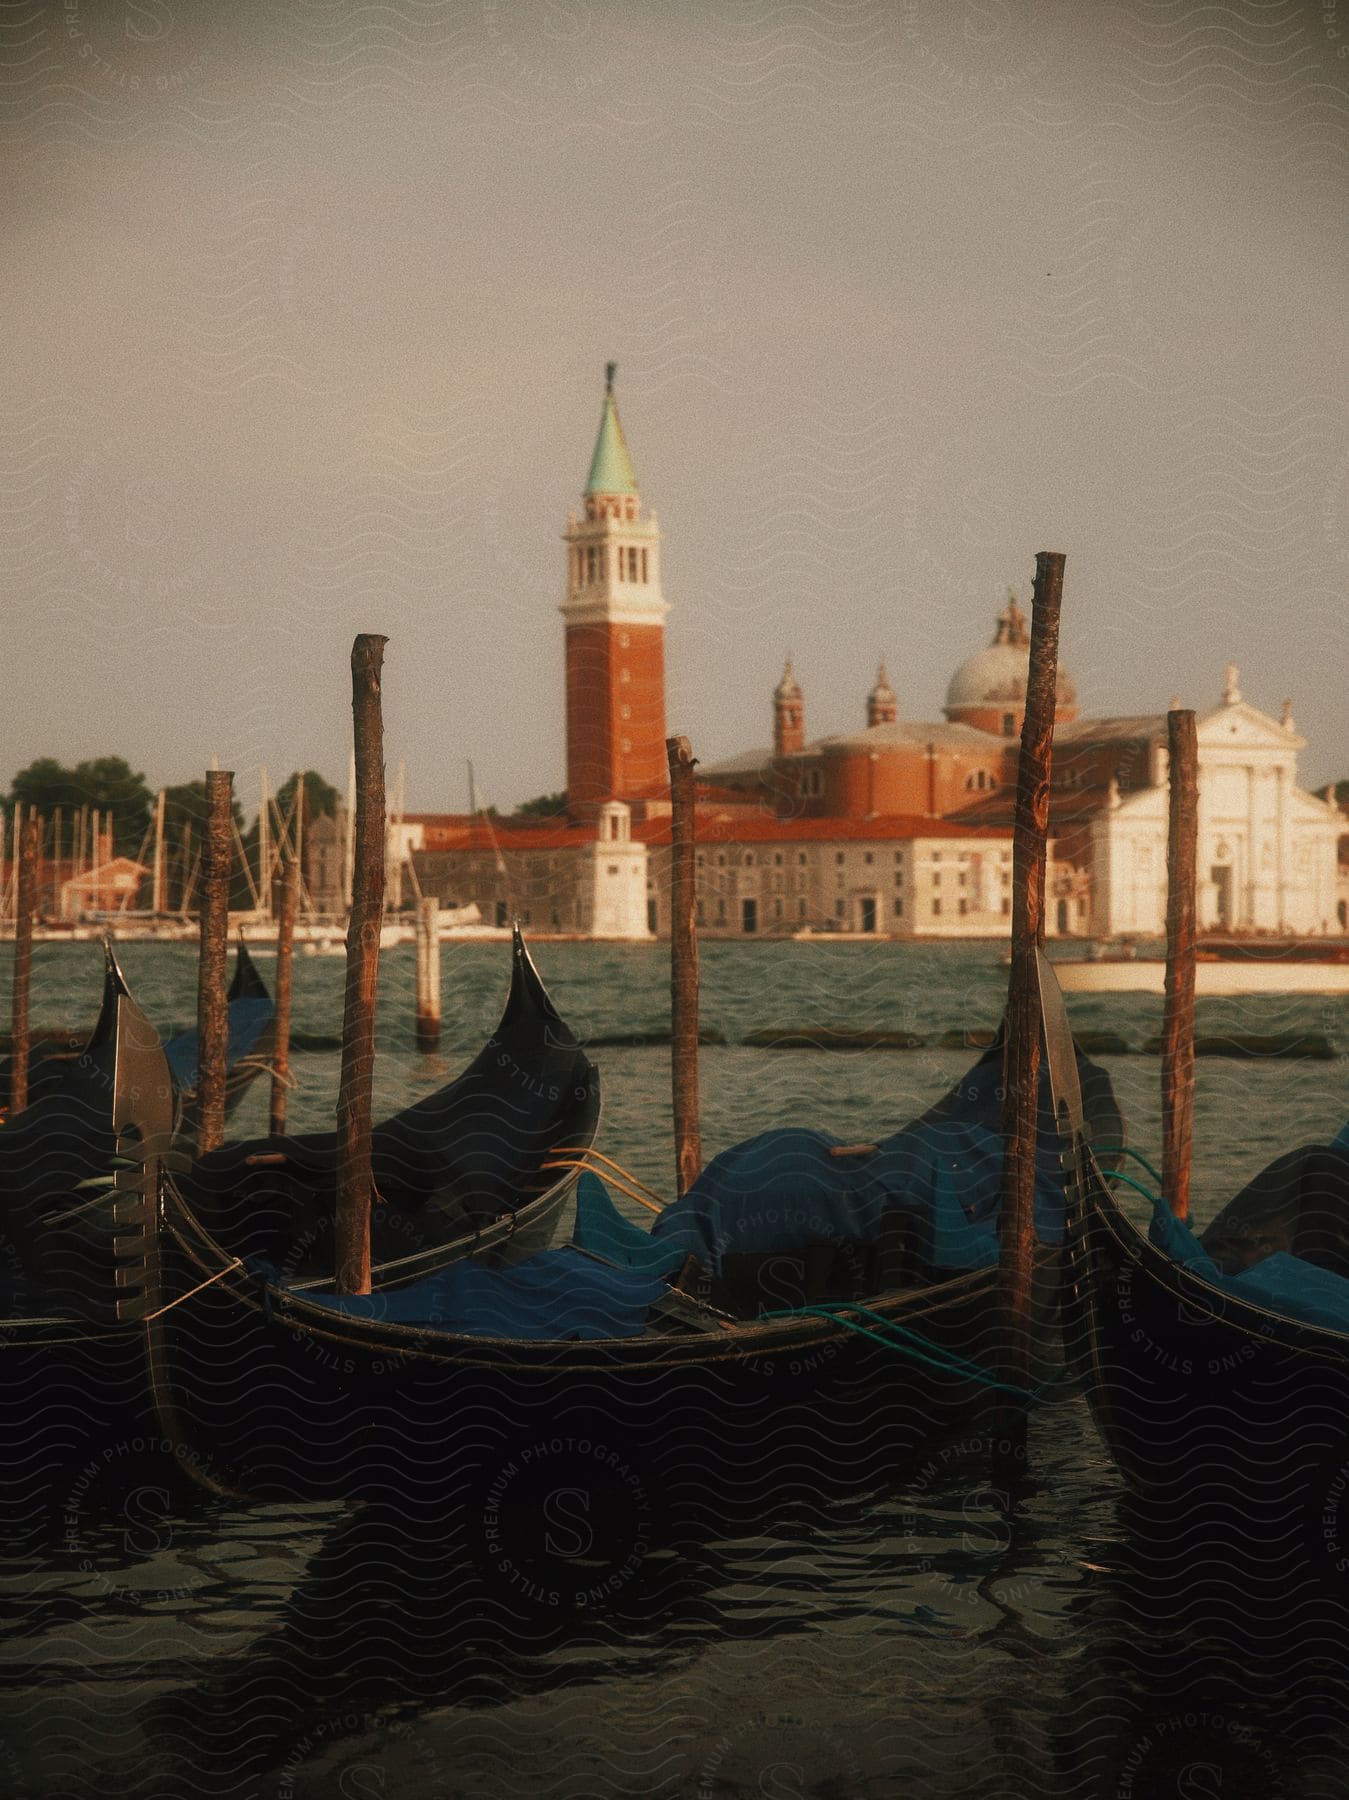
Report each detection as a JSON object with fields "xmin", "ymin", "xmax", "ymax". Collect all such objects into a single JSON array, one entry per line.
[{"xmin": 944, "ymin": 596, "xmax": 1077, "ymax": 731}]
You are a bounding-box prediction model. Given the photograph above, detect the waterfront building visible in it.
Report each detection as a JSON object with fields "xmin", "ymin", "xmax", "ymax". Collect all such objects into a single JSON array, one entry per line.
[{"xmin": 408, "ymin": 371, "xmax": 1343, "ymax": 940}]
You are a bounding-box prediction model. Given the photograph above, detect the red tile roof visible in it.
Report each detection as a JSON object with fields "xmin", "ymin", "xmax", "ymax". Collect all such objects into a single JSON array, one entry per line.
[{"xmin": 408, "ymin": 810, "xmax": 1012, "ymax": 854}]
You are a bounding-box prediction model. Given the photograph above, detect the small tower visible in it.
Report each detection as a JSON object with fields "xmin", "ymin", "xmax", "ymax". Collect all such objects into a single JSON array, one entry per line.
[
  {"xmin": 773, "ymin": 657, "xmax": 805, "ymax": 756},
  {"xmin": 995, "ymin": 594, "xmax": 1030, "ymax": 648},
  {"xmin": 561, "ymin": 365, "xmax": 670, "ymax": 819},
  {"xmin": 866, "ymin": 662, "xmax": 897, "ymax": 728}
]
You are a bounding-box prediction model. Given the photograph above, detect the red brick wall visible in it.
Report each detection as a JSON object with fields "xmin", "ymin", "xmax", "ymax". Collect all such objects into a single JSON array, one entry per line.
[
  {"xmin": 565, "ymin": 620, "xmax": 667, "ymax": 816},
  {"xmin": 951, "ymin": 703, "xmax": 1025, "ymax": 738},
  {"xmin": 778, "ymin": 743, "xmax": 1009, "ymax": 819}
]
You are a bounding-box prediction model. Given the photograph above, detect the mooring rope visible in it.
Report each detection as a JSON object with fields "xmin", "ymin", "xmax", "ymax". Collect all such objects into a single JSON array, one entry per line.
[
  {"xmin": 1095, "ymin": 1144, "xmax": 1163, "ymax": 1188},
  {"xmin": 755, "ymin": 1299, "xmax": 1060, "ymax": 1399},
  {"xmin": 541, "ymin": 1151, "xmax": 667, "ymax": 1217},
  {"xmin": 1100, "ymin": 1167, "xmax": 1166, "ymax": 1207},
  {"xmin": 139, "ymin": 1256, "xmax": 245, "ymax": 1321}
]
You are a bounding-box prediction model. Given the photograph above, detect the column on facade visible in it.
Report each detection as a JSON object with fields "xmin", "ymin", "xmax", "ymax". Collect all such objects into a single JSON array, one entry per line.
[
  {"xmin": 1275, "ymin": 762, "xmax": 1290, "ymax": 931},
  {"xmin": 1245, "ymin": 761, "xmax": 1259, "ymax": 928}
]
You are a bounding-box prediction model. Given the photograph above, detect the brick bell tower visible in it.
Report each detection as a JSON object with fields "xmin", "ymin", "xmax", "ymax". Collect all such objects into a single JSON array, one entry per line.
[{"xmin": 561, "ymin": 365, "xmax": 669, "ymax": 820}]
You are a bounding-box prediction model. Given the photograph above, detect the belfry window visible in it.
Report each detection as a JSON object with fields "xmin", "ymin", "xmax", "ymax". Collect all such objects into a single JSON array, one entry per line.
[
  {"xmin": 586, "ymin": 546, "xmax": 596, "ymax": 583},
  {"xmin": 628, "ymin": 547, "xmax": 639, "ymax": 581},
  {"xmin": 640, "ymin": 548, "xmax": 648, "ymax": 582}
]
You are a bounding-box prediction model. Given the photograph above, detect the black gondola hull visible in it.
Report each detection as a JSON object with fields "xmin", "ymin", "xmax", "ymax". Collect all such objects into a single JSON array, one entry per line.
[{"xmin": 1063, "ymin": 1161, "xmax": 1349, "ymax": 1563}]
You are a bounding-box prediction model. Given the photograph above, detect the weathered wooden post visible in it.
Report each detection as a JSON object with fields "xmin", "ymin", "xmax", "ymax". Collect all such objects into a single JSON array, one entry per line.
[
  {"xmin": 152, "ymin": 788, "xmax": 167, "ymax": 915},
  {"xmin": 196, "ymin": 770, "xmax": 234, "ymax": 1154},
  {"xmin": 1162, "ymin": 708, "xmax": 1198, "ymax": 1221},
  {"xmin": 994, "ymin": 551, "xmax": 1065, "ymax": 1474},
  {"xmin": 269, "ymin": 854, "xmax": 299, "ymax": 1137},
  {"xmin": 335, "ymin": 634, "xmax": 388, "ymax": 1296},
  {"xmin": 414, "ymin": 894, "xmax": 441, "ymax": 1052},
  {"xmin": 9, "ymin": 813, "xmax": 40, "ymax": 1115},
  {"xmin": 666, "ymin": 734, "xmax": 702, "ymax": 1196}
]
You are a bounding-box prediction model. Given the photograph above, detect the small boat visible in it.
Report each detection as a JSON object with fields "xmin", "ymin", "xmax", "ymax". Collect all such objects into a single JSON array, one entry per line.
[
  {"xmin": 2, "ymin": 938, "xmax": 276, "ymax": 1131},
  {"xmin": 0, "ymin": 929, "xmax": 599, "ymax": 1535},
  {"xmin": 1051, "ymin": 938, "xmax": 1349, "ymax": 996},
  {"xmin": 164, "ymin": 938, "xmax": 277, "ymax": 1134},
  {"xmin": 143, "ymin": 1010, "xmax": 1125, "ymax": 1514},
  {"xmin": 0, "ymin": 960, "xmax": 177, "ymax": 1541},
  {"xmin": 164, "ymin": 926, "xmax": 601, "ymax": 1287},
  {"xmin": 1045, "ymin": 950, "xmax": 1349, "ymax": 1548}
]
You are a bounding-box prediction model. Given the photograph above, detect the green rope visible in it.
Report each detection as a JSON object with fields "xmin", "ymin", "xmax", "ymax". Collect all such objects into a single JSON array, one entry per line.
[
  {"xmin": 1101, "ymin": 1167, "xmax": 1166, "ymax": 1208},
  {"xmin": 756, "ymin": 1300, "xmax": 1061, "ymax": 1400},
  {"xmin": 1096, "ymin": 1144, "xmax": 1163, "ymax": 1186},
  {"xmin": 806, "ymin": 1298, "xmax": 1014, "ymax": 1384}
]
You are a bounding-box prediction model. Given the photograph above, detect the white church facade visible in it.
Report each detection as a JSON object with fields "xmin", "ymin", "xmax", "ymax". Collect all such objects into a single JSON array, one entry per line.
[{"xmin": 1086, "ymin": 672, "xmax": 1342, "ymax": 937}]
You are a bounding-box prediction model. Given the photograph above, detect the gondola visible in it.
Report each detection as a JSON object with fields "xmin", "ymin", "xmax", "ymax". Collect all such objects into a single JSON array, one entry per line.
[
  {"xmin": 1, "ymin": 928, "xmax": 600, "ymax": 1535},
  {"xmin": 166, "ymin": 925, "xmax": 601, "ymax": 1286},
  {"xmin": 1, "ymin": 937, "xmax": 276, "ymax": 1134},
  {"xmin": 1046, "ymin": 949, "xmax": 1349, "ymax": 1552},
  {"xmin": 143, "ymin": 1005, "xmax": 1125, "ymax": 1527},
  {"xmin": 0, "ymin": 961, "xmax": 177, "ymax": 1543},
  {"xmin": 164, "ymin": 937, "xmax": 277, "ymax": 1135}
]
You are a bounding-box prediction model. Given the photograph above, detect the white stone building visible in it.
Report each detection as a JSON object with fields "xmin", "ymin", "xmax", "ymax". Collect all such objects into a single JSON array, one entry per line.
[{"xmin": 1087, "ymin": 670, "xmax": 1341, "ymax": 936}]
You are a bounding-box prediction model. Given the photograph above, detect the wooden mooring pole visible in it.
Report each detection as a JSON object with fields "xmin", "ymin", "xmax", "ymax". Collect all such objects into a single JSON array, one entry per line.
[
  {"xmin": 994, "ymin": 551, "xmax": 1065, "ymax": 1475},
  {"xmin": 1162, "ymin": 709, "xmax": 1198, "ymax": 1221},
  {"xmin": 667, "ymin": 734, "xmax": 702, "ymax": 1197},
  {"xmin": 196, "ymin": 770, "xmax": 234, "ymax": 1154},
  {"xmin": 269, "ymin": 854, "xmax": 299, "ymax": 1137},
  {"xmin": 335, "ymin": 634, "xmax": 388, "ymax": 1296},
  {"xmin": 415, "ymin": 895, "xmax": 440, "ymax": 1052},
  {"xmin": 9, "ymin": 813, "xmax": 39, "ymax": 1115}
]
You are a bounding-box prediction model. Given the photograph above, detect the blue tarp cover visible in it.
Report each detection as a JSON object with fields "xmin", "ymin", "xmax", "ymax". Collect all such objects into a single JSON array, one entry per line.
[
  {"xmin": 1150, "ymin": 1197, "xmax": 1349, "ymax": 1335},
  {"xmin": 648, "ymin": 1050, "xmax": 1072, "ymax": 1275},
  {"xmin": 303, "ymin": 1245, "xmax": 667, "ymax": 1339},
  {"xmin": 165, "ymin": 997, "xmax": 273, "ymax": 1090},
  {"xmin": 574, "ymin": 1173, "xmax": 687, "ymax": 1276}
]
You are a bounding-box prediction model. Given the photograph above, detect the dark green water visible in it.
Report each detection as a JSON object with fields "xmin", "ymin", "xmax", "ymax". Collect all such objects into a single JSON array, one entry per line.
[{"xmin": 1, "ymin": 940, "xmax": 1346, "ymax": 1798}]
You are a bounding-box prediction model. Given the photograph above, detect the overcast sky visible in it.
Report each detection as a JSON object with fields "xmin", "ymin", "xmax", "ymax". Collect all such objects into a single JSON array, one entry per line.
[{"xmin": 3, "ymin": 0, "xmax": 1346, "ymax": 813}]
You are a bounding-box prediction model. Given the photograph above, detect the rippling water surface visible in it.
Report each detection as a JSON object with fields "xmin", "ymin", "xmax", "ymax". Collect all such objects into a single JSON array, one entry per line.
[{"xmin": 1, "ymin": 939, "xmax": 1346, "ymax": 1797}]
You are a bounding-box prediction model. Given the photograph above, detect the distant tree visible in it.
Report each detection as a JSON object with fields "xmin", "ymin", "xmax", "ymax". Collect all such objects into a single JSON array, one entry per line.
[
  {"xmin": 161, "ymin": 781, "xmax": 246, "ymax": 838},
  {"xmin": 160, "ymin": 780, "xmax": 249, "ymax": 910},
  {"xmin": 7, "ymin": 756, "xmax": 153, "ymax": 858},
  {"xmin": 274, "ymin": 770, "xmax": 340, "ymax": 825},
  {"xmin": 514, "ymin": 790, "xmax": 568, "ymax": 819}
]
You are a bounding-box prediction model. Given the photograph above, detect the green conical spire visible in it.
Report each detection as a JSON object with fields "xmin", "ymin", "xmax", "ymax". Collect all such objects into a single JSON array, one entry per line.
[{"xmin": 585, "ymin": 362, "xmax": 639, "ymax": 495}]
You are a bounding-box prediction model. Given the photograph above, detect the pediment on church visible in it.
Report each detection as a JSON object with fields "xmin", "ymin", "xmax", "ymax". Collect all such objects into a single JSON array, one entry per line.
[{"xmin": 1196, "ymin": 702, "xmax": 1304, "ymax": 752}]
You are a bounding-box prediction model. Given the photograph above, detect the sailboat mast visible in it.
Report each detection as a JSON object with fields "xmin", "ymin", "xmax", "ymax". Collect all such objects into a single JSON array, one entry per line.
[
  {"xmin": 258, "ymin": 767, "xmax": 271, "ymax": 920},
  {"xmin": 343, "ymin": 749, "xmax": 356, "ymax": 913}
]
